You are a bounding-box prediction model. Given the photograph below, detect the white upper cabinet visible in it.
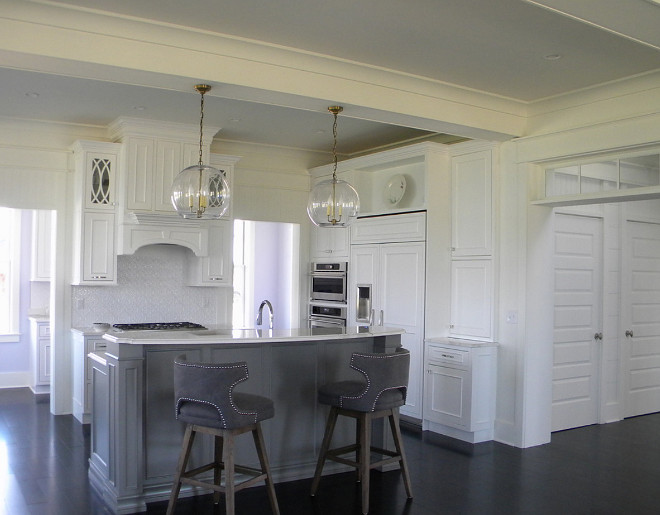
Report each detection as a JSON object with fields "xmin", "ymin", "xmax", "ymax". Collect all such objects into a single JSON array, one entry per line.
[
  {"xmin": 71, "ymin": 140, "xmax": 121, "ymax": 285},
  {"xmin": 124, "ymin": 135, "xmax": 154, "ymax": 212},
  {"xmin": 311, "ymin": 225, "xmax": 350, "ymax": 259},
  {"xmin": 449, "ymin": 259, "xmax": 493, "ymax": 340},
  {"xmin": 351, "ymin": 211, "xmax": 426, "ymax": 245},
  {"xmin": 109, "ymin": 117, "xmax": 223, "ymax": 217},
  {"xmin": 451, "ymin": 149, "xmax": 493, "ymax": 256},
  {"xmin": 82, "ymin": 212, "xmax": 116, "ymax": 283},
  {"xmin": 186, "ymin": 220, "xmax": 233, "ymax": 286}
]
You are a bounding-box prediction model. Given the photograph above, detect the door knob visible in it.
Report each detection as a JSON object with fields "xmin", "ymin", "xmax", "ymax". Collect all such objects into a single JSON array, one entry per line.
[{"xmin": 625, "ymin": 330, "xmax": 634, "ymax": 338}]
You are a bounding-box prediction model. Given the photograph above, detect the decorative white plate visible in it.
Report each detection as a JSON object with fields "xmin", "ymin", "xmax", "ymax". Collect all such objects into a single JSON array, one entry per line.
[{"xmin": 384, "ymin": 174, "xmax": 407, "ymax": 206}]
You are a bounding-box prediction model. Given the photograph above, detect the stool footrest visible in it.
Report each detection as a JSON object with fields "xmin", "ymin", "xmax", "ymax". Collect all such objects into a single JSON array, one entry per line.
[
  {"xmin": 181, "ymin": 463, "xmax": 268, "ymax": 492},
  {"xmin": 326, "ymin": 445, "xmax": 402, "ymax": 469}
]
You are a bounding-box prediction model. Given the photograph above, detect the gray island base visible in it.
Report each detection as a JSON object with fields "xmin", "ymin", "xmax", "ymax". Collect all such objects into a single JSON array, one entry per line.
[{"xmin": 87, "ymin": 326, "xmax": 403, "ymax": 514}]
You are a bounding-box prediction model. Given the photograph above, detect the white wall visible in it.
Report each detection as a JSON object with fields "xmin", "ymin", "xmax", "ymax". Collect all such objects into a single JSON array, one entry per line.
[{"xmin": 496, "ymin": 110, "xmax": 660, "ymax": 448}]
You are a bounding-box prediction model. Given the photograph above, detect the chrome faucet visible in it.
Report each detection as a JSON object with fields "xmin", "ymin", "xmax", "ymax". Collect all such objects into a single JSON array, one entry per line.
[{"xmin": 256, "ymin": 299, "xmax": 274, "ymax": 329}]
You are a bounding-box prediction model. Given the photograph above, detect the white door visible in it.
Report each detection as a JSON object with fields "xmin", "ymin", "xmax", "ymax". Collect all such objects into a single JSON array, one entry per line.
[
  {"xmin": 552, "ymin": 213, "xmax": 603, "ymax": 432},
  {"xmin": 380, "ymin": 242, "xmax": 425, "ymax": 419},
  {"xmin": 623, "ymin": 221, "xmax": 660, "ymax": 418}
]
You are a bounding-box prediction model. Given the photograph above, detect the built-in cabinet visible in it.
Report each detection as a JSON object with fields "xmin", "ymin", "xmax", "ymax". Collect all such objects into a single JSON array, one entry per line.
[
  {"xmin": 122, "ymin": 136, "xmax": 199, "ymax": 213},
  {"xmin": 71, "ymin": 329, "xmax": 108, "ymax": 424},
  {"xmin": 71, "ymin": 140, "xmax": 121, "ymax": 285},
  {"xmin": 29, "ymin": 316, "xmax": 50, "ymax": 394},
  {"xmin": 185, "ymin": 220, "xmax": 233, "ymax": 286},
  {"xmin": 308, "ymin": 141, "xmax": 499, "ymax": 432},
  {"xmin": 349, "ymin": 212, "xmax": 426, "ymax": 420},
  {"xmin": 72, "ymin": 123, "xmax": 239, "ymax": 287},
  {"xmin": 310, "ymin": 225, "xmax": 350, "ymax": 260},
  {"xmin": 109, "ymin": 118, "xmax": 215, "ymax": 216},
  {"xmin": 449, "ymin": 145, "xmax": 496, "ymax": 341},
  {"xmin": 423, "ymin": 338, "xmax": 497, "ymax": 443}
]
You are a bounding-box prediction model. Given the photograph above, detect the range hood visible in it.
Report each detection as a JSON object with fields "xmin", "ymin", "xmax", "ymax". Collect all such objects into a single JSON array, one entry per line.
[
  {"xmin": 117, "ymin": 213, "xmax": 209, "ymax": 257},
  {"xmin": 108, "ymin": 117, "xmax": 238, "ymax": 258}
]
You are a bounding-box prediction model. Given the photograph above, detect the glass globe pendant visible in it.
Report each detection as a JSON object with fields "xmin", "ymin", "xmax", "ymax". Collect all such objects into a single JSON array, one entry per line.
[
  {"xmin": 307, "ymin": 106, "xmax": 360, "ymax": 228},
  {"xmin": 171, "ymin": 84, "xmax": 230, "ymax": 219}
]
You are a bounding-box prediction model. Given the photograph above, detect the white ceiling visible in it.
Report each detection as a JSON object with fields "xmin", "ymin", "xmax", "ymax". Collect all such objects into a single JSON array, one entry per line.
[{"xmin": 1, "ymin": 0, "xmax": 659, "ymax": 155}]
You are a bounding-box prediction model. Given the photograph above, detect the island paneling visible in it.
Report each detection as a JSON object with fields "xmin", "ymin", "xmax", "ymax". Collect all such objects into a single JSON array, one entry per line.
[{"xmin": 88, "ymin": 328, "xmax": 402, "ymax": 514}]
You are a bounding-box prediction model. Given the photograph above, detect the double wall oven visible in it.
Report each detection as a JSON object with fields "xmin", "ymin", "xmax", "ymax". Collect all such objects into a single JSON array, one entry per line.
[{"xmin": 309, "ymin": 262, "xmax": 348, "ymax": 328}]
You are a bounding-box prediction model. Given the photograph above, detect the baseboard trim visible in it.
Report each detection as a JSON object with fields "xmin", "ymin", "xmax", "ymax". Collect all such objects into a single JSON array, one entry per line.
[{"xmin": 0, "ymin": 372, "xmax": 30, "ymax": 389}]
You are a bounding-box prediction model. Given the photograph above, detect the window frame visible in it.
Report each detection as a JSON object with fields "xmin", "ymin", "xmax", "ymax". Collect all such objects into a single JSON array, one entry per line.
[{"xmin": 0, "ymin": 208, "xmax": 21, "ymax": 343}]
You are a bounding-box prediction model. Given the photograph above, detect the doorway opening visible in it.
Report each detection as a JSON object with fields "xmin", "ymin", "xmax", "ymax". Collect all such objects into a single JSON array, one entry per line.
[{"xmin": 232, "ymin": 220, "xmax": 300, "ymax": 330}]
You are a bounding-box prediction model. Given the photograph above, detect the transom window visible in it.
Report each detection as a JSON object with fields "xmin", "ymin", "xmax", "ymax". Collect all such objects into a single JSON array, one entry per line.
[{"xmin": 544, "ymin": 151, "xmax": 660, "ymax": 199}]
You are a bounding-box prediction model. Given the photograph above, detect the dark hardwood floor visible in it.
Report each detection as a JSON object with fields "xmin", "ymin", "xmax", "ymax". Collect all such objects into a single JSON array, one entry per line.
[{"xmin": 1, "ymin": 386, "xmax": 659, "ymax": 514}]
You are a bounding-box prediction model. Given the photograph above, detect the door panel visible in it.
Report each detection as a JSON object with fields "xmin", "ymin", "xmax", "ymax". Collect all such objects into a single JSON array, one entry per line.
[
  {"xmin": 552, "ymin": 213, "xmax": 603, "ymax": 432},
  {"xmin": 624, "ymin": 221, "xmax": 660, "ymax": 417},
  {"xmin": 380, "ymin": 242, "xmax": 425, "ymax": 419},
  {"xmin": 349, "ymin": 242, "xmax": 425, "ymax": 419}
]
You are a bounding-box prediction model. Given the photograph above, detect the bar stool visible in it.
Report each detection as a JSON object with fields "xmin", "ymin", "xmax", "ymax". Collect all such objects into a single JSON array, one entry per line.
[
  {"xmin": 310, "ymin": 348, "xmax": 413, "ymax": 514},
  {"xmin": 167, "ymin": 355, "xmax": 280, "ymax": 515}
]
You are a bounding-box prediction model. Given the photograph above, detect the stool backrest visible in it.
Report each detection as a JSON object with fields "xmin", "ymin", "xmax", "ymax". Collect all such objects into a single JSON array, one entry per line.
[
  {"xmin": 346, "ymin": 347, "xmax": 410, "ymax": 412},
  {"xmin": 173, "ymin": 355, "xmax": 253, "ymax": 428}
]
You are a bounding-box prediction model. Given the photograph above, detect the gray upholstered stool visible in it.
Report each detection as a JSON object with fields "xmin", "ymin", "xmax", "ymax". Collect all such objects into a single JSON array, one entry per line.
[
  {"xmin": 310, "ymin": 348, "xmax": 413, "ymax": 514},
  {"xmin": 166, "ymin": 356, "xmax": 280, "ymax": 515}
]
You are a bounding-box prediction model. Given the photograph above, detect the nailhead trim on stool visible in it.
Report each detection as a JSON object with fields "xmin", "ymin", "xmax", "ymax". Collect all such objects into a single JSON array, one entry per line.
[
  {"xmin": 166, "ymin": 355, "xmax": 280, "ymax": 515},
  {"xmin": 310, "ymin": 348, "xmax": 413, "ymax": 514}
]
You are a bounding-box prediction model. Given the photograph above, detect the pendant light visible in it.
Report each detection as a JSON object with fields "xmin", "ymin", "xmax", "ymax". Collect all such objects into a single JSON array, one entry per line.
[
  {"xmin": 307, "ymin": 106, "xmax": 360, "ymax": 227},
  {"xmin": 171, "ymin": 84, "xmax": 230, "ymax": 219}
]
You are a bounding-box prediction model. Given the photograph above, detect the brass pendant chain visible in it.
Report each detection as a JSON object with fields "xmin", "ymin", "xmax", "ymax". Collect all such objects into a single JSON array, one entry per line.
[{"xmin": 198, "ymin": 90, "xmax": 205, "ymax": 166}]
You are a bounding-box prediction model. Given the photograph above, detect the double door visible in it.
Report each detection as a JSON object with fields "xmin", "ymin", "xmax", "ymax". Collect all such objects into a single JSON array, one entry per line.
[
  {"xmin": 350, "ymin": 242, "xmax": 425, "ymax": 419},
  {"xmin": 552, "ymin": 211, "xmax": 660, "ymax": 431}
]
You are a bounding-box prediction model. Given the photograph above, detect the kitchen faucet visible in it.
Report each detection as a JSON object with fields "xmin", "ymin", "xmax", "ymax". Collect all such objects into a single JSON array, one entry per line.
[{"xmin": 256, "ymin": 299, "xmax": 274, "ymax": 329}]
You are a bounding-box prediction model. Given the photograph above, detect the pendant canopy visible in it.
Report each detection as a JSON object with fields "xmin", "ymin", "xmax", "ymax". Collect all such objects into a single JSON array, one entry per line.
[
  {"xmin": 171, "ymin": 84, "xmax": 230, "ymax": 219},
  {"xmin": 307, "ymin": 106, "xmax": 360, "ymax": 228}
]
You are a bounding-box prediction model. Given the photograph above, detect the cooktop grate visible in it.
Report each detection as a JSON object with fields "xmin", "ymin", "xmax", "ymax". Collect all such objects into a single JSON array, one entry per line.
[{"xmin": 111, "ymin": 322, "xmax": 207, "ymax": 331}]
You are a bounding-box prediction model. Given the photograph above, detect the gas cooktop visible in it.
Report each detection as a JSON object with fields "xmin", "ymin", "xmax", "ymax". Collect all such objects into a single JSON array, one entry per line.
[{"xmin": 111, "ymin": 322, "xmax": 207, "ymax": 332}]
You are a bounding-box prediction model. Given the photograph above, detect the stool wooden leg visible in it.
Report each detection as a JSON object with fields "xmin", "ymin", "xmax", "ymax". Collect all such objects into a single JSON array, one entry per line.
[
  {"xmin": 355, "ymin": 416, "xmax": 362, "ymax": 482},
  {"xmin": 389, "ymin": 409, "xmax": 413, "ymax": 499},
  {"xmin": 310, "ymin": 406, "xmax": 340, "ymax": 496},
  {"xmin": 359, "ymin": 412, "xmax": 371, "ymax": 515},
  {"xmin": 166, "ymin": 424, "xmax": 196, "ymax": 515},
  {"xmin": 253, "ymin": 423, "xmax": 280, "ymax": 515},
  {"xmin": 222, "ymin": 431, "xmax": 236, "ymax": 515},
  {"xmin": 213, "ymin": 433, "xmax": 224, "ymax": 505}
]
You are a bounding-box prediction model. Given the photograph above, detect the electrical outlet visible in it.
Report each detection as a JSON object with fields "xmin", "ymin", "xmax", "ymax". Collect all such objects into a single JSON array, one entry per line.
[
  {"xmin": 506, "ymin": 310, "xmax": 518, "ymax": 324},
  {"xmin": 76, "ymin": 298, "xmax": 85, "ymax": 309}
]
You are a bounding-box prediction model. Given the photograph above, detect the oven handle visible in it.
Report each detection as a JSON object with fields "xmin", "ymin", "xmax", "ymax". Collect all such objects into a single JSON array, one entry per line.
[
  {"xmin": 308, "ymin": 317, "xmax": 346, "ymax": 327},
  {"xmin": 310, "ymin": 271, "xmax": 347, "ymax": 278}
]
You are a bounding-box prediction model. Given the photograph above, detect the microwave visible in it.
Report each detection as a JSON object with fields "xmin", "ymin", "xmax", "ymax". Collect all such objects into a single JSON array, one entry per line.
[{"xmin": 310, "ymin": 262, "xmax": 347, "ymax": 303}]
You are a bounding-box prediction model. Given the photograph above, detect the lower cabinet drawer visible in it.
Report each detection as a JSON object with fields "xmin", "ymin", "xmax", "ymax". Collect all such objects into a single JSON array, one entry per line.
[{"xmin": 427, "ymin": 345, "xmax": 469, "ymax": 368}]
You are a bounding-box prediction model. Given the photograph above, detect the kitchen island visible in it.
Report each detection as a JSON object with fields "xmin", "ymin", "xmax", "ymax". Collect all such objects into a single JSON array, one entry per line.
[{"xmin": 88, "ymin": 326, "xmax": 403, "ymax": 514}]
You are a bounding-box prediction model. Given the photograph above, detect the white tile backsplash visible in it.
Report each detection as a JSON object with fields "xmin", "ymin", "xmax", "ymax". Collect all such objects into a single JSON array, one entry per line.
[{"xmin": 72, "ymin": 244, "xmax": 228, "ymax": 327}]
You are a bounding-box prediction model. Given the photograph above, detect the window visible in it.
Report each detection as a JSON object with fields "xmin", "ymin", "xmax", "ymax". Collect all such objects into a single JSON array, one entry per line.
[
  {"xmin": 544, "ymin": 151, "xmax": 660, "ymax": 199},
  {"xmin": 0, "ymin": 208, "xmax": 20, "ymax": 342}
]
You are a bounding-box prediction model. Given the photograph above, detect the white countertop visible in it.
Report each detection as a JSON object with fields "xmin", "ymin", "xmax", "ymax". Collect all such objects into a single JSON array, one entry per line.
[
  {"xmin": 102, "ymin": 325, "xmax": 404, "ymax": 345},
  {"xmin": 425, "ymin": 337, "xmax": 498, "ymax": 348}
]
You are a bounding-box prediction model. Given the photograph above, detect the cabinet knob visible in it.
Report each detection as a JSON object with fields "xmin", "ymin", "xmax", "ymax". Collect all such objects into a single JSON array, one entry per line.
[
  {"xmin": 625, "ymin": 330, "xmax": 634, "ymax": 338},
  {"xmin": 594, "ymin": 332, "xmax": 603, "ymax": 341}
]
